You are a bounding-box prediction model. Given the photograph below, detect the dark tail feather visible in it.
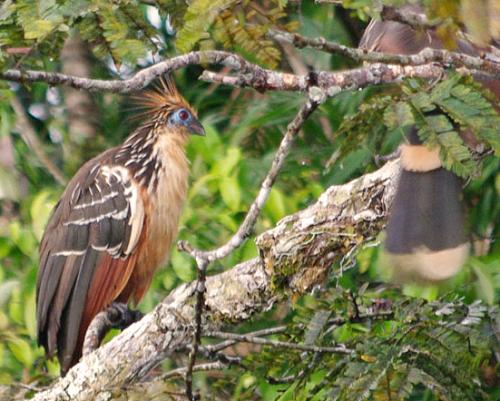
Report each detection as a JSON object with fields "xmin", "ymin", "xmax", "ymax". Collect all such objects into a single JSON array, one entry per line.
[
  {"xmin": 58, "ymin": 248, "xmax": 99, "ymax": 375},
  {"xmin": 385, "ymin": 167, "xmax": 469, "ymax": 282}
]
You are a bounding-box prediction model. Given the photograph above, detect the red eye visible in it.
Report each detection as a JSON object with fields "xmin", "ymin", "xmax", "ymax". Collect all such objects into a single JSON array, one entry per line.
[{"xmin": 178, "ymin": 109, "xmax": 189, "ymax": 121}]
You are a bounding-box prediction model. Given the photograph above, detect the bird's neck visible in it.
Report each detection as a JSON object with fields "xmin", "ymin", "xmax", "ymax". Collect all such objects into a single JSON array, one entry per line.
[{"xmin": 114, "ymin": 125, "xmax": 189, "ymax": 193}]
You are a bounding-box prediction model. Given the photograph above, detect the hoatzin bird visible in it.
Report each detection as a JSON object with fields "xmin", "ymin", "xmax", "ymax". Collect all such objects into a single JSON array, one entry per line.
[
  {"xmin": 36, "ymin": 77, "xmax": 205, "ymax": 375},
  {"xmin": 359, "ymin": 11, "xmax": 499, "ymax": 282}
]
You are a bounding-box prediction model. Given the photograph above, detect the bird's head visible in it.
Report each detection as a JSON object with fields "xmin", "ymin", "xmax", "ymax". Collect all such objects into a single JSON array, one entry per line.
[{"xmin": 134, "ymin": 76, "xmax": 205, "ymax": 137}]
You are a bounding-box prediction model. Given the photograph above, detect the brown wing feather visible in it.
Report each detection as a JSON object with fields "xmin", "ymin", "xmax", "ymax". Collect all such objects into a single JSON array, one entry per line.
[{"xmin": 37, "ymin": 149, "xmax": 145, "ymax": 374}]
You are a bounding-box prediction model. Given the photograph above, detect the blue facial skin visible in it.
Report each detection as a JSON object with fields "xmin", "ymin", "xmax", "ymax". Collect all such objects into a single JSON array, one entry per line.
[
  {"xmin": 168, "ymin": 108, "xmax": 206, "ymax": 136},
  {"xmin": 168, "ymin": 108, "xmax": 192, "ymax": 127}
]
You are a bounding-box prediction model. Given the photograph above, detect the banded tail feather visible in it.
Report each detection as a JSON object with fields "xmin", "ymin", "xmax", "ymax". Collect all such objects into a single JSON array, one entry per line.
[{"xmin": 384, "ymin": 128, "xmax": 469, "ymax": 282}]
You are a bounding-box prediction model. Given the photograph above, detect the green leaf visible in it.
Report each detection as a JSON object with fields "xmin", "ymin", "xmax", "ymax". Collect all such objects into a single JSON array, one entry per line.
[
  {"xmin": 0, "ymin": 105, "xmax": 14, "ymax": 137},
  {"xmin": 429, "ymin": 72, "xmax": 461, "ymax": 102},
  {"xmin": 170, "ymin": 250, "xmax": 195, "ymax": 282},
  {"xmin": 219, "ymin": 175, "xmax": 241, "ymax": 212},
  {"xmin": 7, "ymin": 337, "xmax": 33, "ymax": 368},
  {"xmin": 425, "ymin": 114, "xmax": 454, "ymax": 133},
  {"xmin": 0, "ymin": 280, "xmax": 18, "ymax": 308},
  {"xmin": 216, "ymin": 147, "xmax": 241, "ymax": 177},
  {"xmin": 264, "ymin": 188, "xmax": 286, "ymax": 222},
  {"xmin": 437, "ymin": 131, "xmax": 474, "ymax": 177},
  {"xmin": 24, "ymin": 19, "xmax": 54, "ymax": 39},
  {"xmin": 9, "ymin": 221, "xmax": 37, "ymax": 257},
  {"xmin": 410, "ymin": 92, "xmax": 435, "ymax": 112},
  {"xmin": 0, "ymin": 166, "xmax": 20, "ymax": 201},
  {"xmin": 276, "ymin": 381, "xmax": 298, "ymax": 401},
  {"xmin": 176, "ymin": 0, "xmax": 237, "ymax": 53},
  {"xmin": 383, "ymin": 101, "xmax": 414, "ymax": 130},
  {"xmin": 24, "ymin": 290, "xmax": 37, "ymax": 339},
  {"xmin": 30, "ymin": 190, "xmax": 56, "ymax": 242},
  {"xmin": 470, "ymin": 259, "xmax": 495, "ymax": 305}
]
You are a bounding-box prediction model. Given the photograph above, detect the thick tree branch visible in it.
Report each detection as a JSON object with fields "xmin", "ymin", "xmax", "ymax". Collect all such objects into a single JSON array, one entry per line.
[
  {"xmin": 31, "ymin": 159, "xmax": 399, "ymax": 401},
  {"xmin": 1, "ymin": 50, "xmax": 492, "ymax": 96}
]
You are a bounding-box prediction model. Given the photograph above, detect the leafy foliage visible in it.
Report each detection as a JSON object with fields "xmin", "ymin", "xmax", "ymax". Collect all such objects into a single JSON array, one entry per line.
[
  {"xmin": 0, "ymin": 0, "xmax": 297, "ymax": 71},
  {"xmin": 215, "ymin": 290, "xmax": 497, "ymax": 401},
  {"xmin": 341, "ymin": 74, "xmax": 499, "ymax": 178}
]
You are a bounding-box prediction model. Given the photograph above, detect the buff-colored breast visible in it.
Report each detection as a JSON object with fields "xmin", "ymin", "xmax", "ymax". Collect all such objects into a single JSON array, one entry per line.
[{"xmin": 128, "ymin": 131, "xmax": 189, "ymax": 303}]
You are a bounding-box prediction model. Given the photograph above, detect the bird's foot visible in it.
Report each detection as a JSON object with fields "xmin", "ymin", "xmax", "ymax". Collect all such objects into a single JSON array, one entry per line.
[{"xmin": 82, "ymin": 302, "xmax": 144, "ymax": 356}]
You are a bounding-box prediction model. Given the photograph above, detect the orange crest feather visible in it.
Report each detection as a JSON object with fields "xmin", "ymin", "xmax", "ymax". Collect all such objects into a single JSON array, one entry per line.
[{"xmin": 130, "ymin": 76, "xmax": 196, "ymax": 121}]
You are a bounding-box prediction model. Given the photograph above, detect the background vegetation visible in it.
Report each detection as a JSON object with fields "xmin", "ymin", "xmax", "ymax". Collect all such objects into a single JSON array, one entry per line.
[{"xmin": 0, "ymin": 0, "xmax": 498, "ymax": 400}]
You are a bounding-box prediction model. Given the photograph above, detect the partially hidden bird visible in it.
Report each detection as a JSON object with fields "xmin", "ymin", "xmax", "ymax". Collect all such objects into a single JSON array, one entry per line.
[
  {"xmin": 36, "ymin": 77, "xmax": 205, "ymax": 375},
  {"xmin": 359, "ymin": 9, "xmax": 499, "ymax": 283}
]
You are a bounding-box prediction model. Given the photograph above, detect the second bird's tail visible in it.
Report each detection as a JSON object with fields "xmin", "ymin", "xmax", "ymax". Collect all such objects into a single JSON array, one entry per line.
[{"xmin": 384, "ymin": 128, "xmax": 469, "ymax": 282}]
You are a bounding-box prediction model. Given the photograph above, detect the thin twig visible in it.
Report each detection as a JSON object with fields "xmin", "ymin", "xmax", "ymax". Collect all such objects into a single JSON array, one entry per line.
[
  {"xmin": 200, "ymin": 326, "xmax": 288, "ymax": 355},
  {"xmin": 10, "ymin": 96, "xmax": 67, "ymax": 185},
  {"xmin": 162, "ymin": 361, "xmax": 230, "ymax": 380},
  {"xmin": 269, "ymin": 30, "xmax": 500, "ymax": 77},
  {"xmin": 268, "ymin": 352, "xmax": 322, "ymax": 384},
  {"xmin": 205, "ymin": 330, "xmax": 353, "ymax": 354},
  {"xmin": 184, "ymin": 259, "xmax": 207, "ymax": 401}
]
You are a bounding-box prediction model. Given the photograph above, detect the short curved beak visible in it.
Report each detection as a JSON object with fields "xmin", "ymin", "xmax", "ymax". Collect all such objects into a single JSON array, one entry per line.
[{"xmin": 189, "ymin": 119, "xmax": 205, "ymax": 136}]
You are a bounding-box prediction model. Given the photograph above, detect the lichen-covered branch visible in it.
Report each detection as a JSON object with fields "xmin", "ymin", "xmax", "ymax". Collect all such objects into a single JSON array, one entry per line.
[{"xmin": 30, "ymin": 159, "xmax": 399, "ymax": 401}]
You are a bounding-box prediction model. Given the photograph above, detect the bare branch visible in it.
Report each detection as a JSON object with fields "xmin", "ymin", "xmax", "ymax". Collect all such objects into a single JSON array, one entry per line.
[
  {"xmin": 1, "ymin": 50, "xmax": 491, "ymax": 95},
  {"xmin": 270, "ymin": 30, "xmax": 500, "ymax": 78},
  {"xmin": 200, "ymin": 326, "xmax": 288, "ymax": 355},
  {"xmin": 1, "ymin": 52, "xmax": 250, "ymax": 92},
  {"xmin": 205, "ymin": 330, "xmax": 353, "ymax": 354},
  {"xmin": 30, "ymin": 159, "xmax": 399, "ymax": 401},
  {"xmin": 184, "ymin": 259, "xmax": 206, "ymax": 401},
  {"xmin": 162, "ymin": 361, "xmax": 231, "ymax": 380},
  {"xmin": 198, "ymin": 62, "xmax": 483, "ymax": 92}
]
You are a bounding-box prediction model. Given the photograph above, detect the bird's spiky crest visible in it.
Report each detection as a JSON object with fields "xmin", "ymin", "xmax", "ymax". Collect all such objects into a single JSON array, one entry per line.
[{"xmin": 130, "ymin": 75, "xmax": 196, "ymax": 121}]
